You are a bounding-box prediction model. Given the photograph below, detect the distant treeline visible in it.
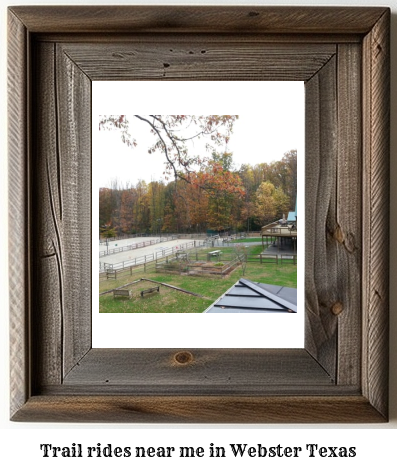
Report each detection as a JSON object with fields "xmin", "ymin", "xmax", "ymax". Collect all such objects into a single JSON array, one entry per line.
[{"xmin": 99, "ymin": 150, "xmax": 297, "ymax": 237}]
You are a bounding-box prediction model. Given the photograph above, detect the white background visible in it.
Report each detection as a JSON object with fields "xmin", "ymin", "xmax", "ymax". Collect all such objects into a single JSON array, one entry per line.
[{"xmin": 1, "ymin": 0, "xmax": 396, "ymax": 470}]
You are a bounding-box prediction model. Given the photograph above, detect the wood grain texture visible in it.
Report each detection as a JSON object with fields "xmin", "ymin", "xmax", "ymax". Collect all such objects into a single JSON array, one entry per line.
[
  {"xmin": 8, "ymin": 6, "xmax": 390, "ymax": 423},
  {"xmin": 9, "ymin": 6, "xmax": 387, "ymax": 34},
  {"xmin": 61, "ymin": 42, "xmax": 335, "ymax": 82},
  {"xmin": 56, "ymin": 45, "xmax": 91, "ymax": 377},
  {"xmin": 11, "ymin": 396, "xmax": 386, "ymax": 424},
  {"xmin": 304, "ymin": 56, "xmax": 338, "ymax": 378},
  {"xmin": 34, "ymin": 33, "xmax": 363, "ymax": 45},
  {"xmin": 32, "ymin": 42, "xmax": 63, "ymax": 388},
  {"xmin": 8, "ymin": 9, "xmax": 29, "ymax": 419},
  {"xmin": 362, "ymin": 10, "xmax": 390, "ymax": 419},
  {"xmin": 31, "ymin": 42, "xmax": 92, "ymax": 386},
  {"xmin": 335, "ymin": 44, "xmax": 362, "ymax": 386},
  {"xmin": 62, "ymin": 348, "xmax": 333, "ymax": 391}
]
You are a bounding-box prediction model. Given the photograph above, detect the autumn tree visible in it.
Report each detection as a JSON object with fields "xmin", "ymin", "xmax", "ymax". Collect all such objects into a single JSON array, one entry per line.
[
  {"xmin": 273, "ymin": 187, "xmax": 291, "ymax": 219},
  {"xmin": 211, "ymin": 151, "xmax": 235, "ymax": 172},
  {"xmin": 179, "ymin": 181, "xmax": 209, "ymax": 232},
  {"xmin": 170, "ymin": 180, "xmax": 192, "ymax": 233},
  {"xmin": 99, "ymin": 115, "xmax": 238, "ymax": 184},
  {"xmin": 99, "ymin": 187, "xmax": 114, "ymax": 228},
  {"xmin": 148, "ymin": 180, "xmax": 166, "ymax": 233},
  {"xmin": 161, "ymin": 182, "xmax": 178, "ymax": 233},
  {"xmin": 281, "ymin": 149, "xmax": 297, "ymax": 210},
  {"xmin": 119, "ymin": 188, "xmax": 136, "ymax": 234},
  {"xmin": 238, "ymin": 164, "xmax": 259, "ymax": 231},
  {"xmin": 264, "ymin": 150, "xmax": 297, "ymax": 209},
  {"xmin": 240, "ymin": 201, "xmax": 257, "ymax": 232},
  {"xmin": 100, "ymin": 226, "xmax": 116, "ymax": 240},
  {"xmin": 254, "ymin": 181, "xmax": 291, "ymax": 226},
  {"xmin": 99, "ymin": 178, "xmax": 123, "ymax": 235},
  {"xmin": 98, "ymin": 130, "xmax": 297, "ymax": 235},
  {"xmin": 254, "ymin": 182, "xmax": 277, "ymax": 226},
  {"xmin": 134, "ymin": 180, "xmax": 150, "ymax": 233},
  {"xmin": 192, "ymin": 161, "xmax": 245, "ymax": 231}
]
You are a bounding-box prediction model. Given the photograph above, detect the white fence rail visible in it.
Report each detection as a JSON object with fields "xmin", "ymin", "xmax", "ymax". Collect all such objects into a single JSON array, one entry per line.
[
  {"xmin": 99, "ymin": 240, "xmax": 207, "ymax": 272},
  {"xmin": 99, "ymin": 235, "xmax": 177, "ymax": 258}
]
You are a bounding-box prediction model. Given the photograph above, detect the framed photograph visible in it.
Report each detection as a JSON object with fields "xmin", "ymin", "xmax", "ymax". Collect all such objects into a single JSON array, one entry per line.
[
  {"xmin": 8, "ymin": 6, "xmax": 390, "ymax": 423},
  {"xmin": 93, "ymin": 81, "xmax": 304, "ymax": 349}
]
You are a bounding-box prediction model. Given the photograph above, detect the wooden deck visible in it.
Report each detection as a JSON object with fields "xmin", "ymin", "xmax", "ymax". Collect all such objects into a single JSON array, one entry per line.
[
  {"xmin": 261, "ymin": 221, "xmax": 297, "ymax": 250},
  {"xmin": 261, "ymin": 221, "xmax": 297, "ymax": 238}
]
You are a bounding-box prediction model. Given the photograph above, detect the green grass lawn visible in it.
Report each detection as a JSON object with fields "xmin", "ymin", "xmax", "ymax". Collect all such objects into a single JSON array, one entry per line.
[{"xmin": 99, "ymin": 255, "xmax": 297, "ymax": 313}]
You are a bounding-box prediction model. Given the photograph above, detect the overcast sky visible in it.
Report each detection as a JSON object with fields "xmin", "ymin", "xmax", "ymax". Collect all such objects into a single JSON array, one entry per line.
[
  {"xmin": 92, "ymin": 81, "xmax": 304, "ymax": 188},
  {"xmin": 93, "ymin": 82, "xmax": 304, "ymax": 187}
]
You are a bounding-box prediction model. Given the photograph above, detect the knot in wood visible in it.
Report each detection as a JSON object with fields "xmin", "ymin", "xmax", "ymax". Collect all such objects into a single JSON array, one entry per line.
[
  {"xmin": 331, "ymin": 302, "xmax": 344, "ymax": 316},
  {"xmin": 174, "ymin": 351, "xmax": 194, "ymax": 365},
  {"xmin": 344, "ymin": 232, "xmax": 357, "ymax": 253},
  {"xmin": 334, "ymin": 225, "xmax": 344, "ymax": 244}
]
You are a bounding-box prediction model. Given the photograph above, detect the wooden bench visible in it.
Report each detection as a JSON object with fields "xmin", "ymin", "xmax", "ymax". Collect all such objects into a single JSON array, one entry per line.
[
  {"xmin": 141, "ymin": 286, "xmax": 160, "ymax": 297},
  {"xmin": 113, "ymin": 289, "xmax": 131, "ymax": 299}
]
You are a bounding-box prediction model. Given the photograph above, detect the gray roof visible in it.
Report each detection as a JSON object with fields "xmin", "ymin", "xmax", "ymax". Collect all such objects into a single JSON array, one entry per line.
[{"xmin": 204, "ymin": 278, "xmax": 297, "ymax": 313}]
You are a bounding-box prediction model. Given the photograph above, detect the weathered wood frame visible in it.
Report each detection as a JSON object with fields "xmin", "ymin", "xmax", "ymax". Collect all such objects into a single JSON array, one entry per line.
[{"xmin": 8, "ymin": 6, "xmax": 390, "ymax": 423}]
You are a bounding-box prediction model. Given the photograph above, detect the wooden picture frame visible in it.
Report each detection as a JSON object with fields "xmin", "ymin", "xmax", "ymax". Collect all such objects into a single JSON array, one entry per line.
[{"xmin": 8, "ymin": 6, "xmax": 390, "ymax": 423}]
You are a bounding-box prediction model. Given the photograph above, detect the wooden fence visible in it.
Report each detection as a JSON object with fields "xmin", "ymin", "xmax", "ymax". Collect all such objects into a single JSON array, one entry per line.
[
  {"xmin": 155, "ymin": 253, "xmax": 246, "ymax": 278},
  {"xmin": 100, "ymin": 259, "xmax": 158, "ymax": 282},
  {"xmin": 99, "ymin": 246, "xmax": 297, "ymax": 282}
]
